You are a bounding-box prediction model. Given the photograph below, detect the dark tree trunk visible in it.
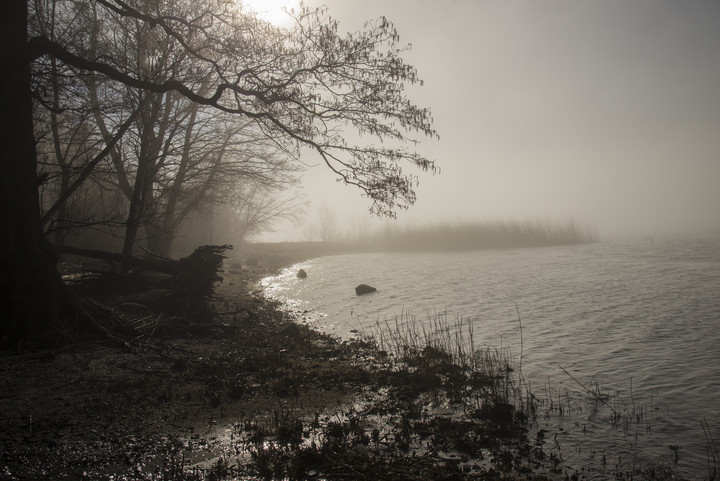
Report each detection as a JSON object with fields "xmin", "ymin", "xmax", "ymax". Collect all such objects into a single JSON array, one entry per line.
[
  {"xmin": 0, "ymin": 0, "xmax": 76, "ymax": 344},
  {"xmin": 121, "ymin": 93, "xmax": 164, "ymax": 272},
  {"xmin": 120, "ymin": 154, "xmax": 148, "ymax": 271}
]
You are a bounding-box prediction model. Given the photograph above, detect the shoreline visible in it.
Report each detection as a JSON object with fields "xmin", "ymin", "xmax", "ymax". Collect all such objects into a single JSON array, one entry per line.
[
  {"xmin": 0, "ymin": 243, "xmax": 697, "ymax": 480},
  {"xmin": 1, "ymin": 247, "xmax": 371, "ymax": 479}
]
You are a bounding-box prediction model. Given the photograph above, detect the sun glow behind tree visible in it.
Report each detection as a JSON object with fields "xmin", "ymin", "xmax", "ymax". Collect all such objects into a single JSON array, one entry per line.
[{"xmin": 238, "ymin": 0, "xmax": 301, "ymax": 27}]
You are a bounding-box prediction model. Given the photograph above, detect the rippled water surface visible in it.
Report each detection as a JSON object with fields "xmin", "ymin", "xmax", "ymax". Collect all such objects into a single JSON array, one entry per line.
[{"xmin": 262, "ymin": 237, "xmax": 720, "ymax": 479}]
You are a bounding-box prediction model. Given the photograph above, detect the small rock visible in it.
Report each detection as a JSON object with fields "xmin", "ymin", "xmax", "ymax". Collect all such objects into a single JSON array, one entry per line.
[
  {"xmin": 296, "ymin": 268, "xmax": 307, "ymax": 278},
  {"xmin": 355, "ymin": 284, "xmax": 377, "ymax": 296}
]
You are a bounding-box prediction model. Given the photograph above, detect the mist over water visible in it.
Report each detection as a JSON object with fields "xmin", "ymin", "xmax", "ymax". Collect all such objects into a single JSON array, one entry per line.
[{"xmin": 262, "ymin": 236, "xmax": 720, "ymax": 479}]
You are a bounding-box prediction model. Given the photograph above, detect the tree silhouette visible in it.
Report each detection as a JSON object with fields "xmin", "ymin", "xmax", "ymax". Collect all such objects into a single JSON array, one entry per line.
[{"xmin": 1, "ymin": 0, "xmax": 437, "ymax": 344}]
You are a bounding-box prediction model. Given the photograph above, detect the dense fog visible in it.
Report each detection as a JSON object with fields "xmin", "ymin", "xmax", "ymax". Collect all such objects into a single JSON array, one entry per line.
[{"xmin": 261, "ymin": 0, "xmax": 720, "ymax": 242}]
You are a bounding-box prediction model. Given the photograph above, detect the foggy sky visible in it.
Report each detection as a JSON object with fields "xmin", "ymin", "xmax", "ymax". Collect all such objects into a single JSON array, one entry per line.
[{"xmin": 263, "ymin": 0, "xmax": 720, "ymax": 241}]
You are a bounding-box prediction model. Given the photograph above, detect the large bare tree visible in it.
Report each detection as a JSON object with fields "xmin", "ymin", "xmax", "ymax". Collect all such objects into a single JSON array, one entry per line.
[
  {"xmin": 35, "ymin": 0, "xmax": 303, "ymax": 259},
  {"xmin": 0, "ymin": 0, "xmax": 437, "ymax": 344}
]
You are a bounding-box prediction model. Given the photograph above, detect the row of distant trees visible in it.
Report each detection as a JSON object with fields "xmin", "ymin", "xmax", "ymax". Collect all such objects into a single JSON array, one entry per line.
[
  {"xmin": 304, "ymin": 214, "xmax": 596, "ymax": 248},
  {"xmin": 33, "ymin": 0, "xmax": 307, "ymax": 257},
  {"xmin": 353, "ymin": 219, "xmax": 597, "ymax": 250}
]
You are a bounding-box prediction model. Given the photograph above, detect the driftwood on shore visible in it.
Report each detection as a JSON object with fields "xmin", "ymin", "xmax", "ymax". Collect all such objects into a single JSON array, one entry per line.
[
  {"xmin": 53, "ymin": 243, "xmax": 232, "ymax": 304},
  {"xmin": 53, "ymin": 244, "xmax": 180, "ymax": 274}
]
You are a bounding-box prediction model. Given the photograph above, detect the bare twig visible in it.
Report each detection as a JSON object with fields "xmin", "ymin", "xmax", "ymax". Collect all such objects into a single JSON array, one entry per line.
[{"xmin": 558, "ymin": 365, "xmax": 618, "ymax": 416}]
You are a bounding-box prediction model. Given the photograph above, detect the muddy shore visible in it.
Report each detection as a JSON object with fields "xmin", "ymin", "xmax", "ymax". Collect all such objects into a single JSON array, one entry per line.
[
  {"xmin": 1, "ymin": 244, "xmax": 357, "ymax": 478},
  {"xmin": 1, "ymin": 243, "xmax": 577, "ymax": 480}
]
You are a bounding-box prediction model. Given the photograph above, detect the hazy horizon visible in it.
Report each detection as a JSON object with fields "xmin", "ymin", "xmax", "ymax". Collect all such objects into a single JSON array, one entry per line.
[{"xmin": 251, "ymin": 0, "xmax": 720, "ymax": 243}]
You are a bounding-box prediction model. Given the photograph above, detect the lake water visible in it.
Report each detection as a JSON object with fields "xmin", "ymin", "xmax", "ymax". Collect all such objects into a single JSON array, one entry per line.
[{"xmin": 261, "ymin": 236, "xmax": 720, "ymax": 480}]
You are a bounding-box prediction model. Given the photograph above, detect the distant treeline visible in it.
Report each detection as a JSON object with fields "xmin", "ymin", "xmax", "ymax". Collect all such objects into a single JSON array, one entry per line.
[{"xmin": 342, "ymin": 219, "xmax": 596, "ymax": 252}]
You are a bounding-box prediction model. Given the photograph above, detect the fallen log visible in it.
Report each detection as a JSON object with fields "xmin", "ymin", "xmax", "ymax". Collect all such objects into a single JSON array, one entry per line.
[
  {"xmin": 53, "ymin": 244, "xmax": 233, "ymax": 307},
  {"xmin": 52, "ymin": 244, "xmax": 178, "ymax": 275}
]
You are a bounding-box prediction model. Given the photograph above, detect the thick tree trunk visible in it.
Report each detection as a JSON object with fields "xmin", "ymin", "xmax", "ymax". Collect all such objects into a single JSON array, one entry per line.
[
  {"xmin": 120, "ymin": 156, "xmax": 148, "ymax": 271},
  {"xmin": 121, "ymin": 92, "xmax": 165, "ymax": 272},
  {"xmin": 0, "ymin": 1, "xmax": 76, "ymax": 344},
  {"xmin": 121, "ymin": 102, "xmax": 153, "ymax": 271}
]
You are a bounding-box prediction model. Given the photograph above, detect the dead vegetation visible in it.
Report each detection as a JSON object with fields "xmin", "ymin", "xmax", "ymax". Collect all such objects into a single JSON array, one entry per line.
[
  {"xmin": 3, "ymin": 243, "xmax": 706, "ymax": 480},
  {"xmin": 0, "ymin": 245, "xmax": 586, "ymax": 481},
  {"xmin": 1, "ymin": 251, "xmax": 374, "ymax": 480}
]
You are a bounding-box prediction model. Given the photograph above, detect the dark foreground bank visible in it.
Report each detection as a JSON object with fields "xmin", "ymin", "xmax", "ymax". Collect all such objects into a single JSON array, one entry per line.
[{"xmin": 0, "ymin": 244, "xmax": 682, "ymax": 481}]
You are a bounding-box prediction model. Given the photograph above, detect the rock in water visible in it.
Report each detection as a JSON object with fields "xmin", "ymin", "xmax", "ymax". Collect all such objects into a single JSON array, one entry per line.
[
  {"xmin": 297, "ymin": 268, "xmax": 307, "ymax": 278},
  {"xmin": 355, "ymin": 284, "xmax": 377, "ymax": 295}
]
